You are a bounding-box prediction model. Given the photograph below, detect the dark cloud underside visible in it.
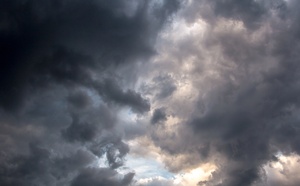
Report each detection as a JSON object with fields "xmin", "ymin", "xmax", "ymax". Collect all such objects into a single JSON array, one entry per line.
[
  {"xmin": 2, "ymin": 0, "xmax": 300, "ymax": 186},
  {"xmin": 0, "ymin": 0, "xmax": 179, "ymax": 185}
]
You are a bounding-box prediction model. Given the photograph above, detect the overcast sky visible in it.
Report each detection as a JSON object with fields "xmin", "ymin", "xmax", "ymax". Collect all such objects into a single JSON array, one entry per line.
[{"xmin": 1, "ymin": 0, "xmax": 300, "ymax": 186}]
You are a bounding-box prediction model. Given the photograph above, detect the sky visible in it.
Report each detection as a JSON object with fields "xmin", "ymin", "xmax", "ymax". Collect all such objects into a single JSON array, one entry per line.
[{"xmin": 1, "ymin": 0, "xmax": 300, "ymax": 186}]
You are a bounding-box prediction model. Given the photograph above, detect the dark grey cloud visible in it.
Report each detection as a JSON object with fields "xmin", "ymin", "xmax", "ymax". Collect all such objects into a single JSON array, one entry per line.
[
  {"xmin": 0, "ymin": 143, "xmax": 96, "ymax": 186},
  {"xmin": 151, "ymin": 107, "xmax": 167, "ymax": 125},
  {"xmin": 0, "ymin": 0, "xmax": 180, "ymax": 185},
  {"xmin": 4, "ymin": 0, "xmax": 300, "ymax": 185},
  {"xmin": 67, "ymin": 90, "xmax": 91, "ymax": 109},
  {"xmin": 62, "ymin": 117, "xmax": 100, "ymax": 143},
  {"xmin": 92, "ymin": 78, "xmax": 150, "ymax": 113},
  {"xmin": 0, "ymin": 0, "xmax": 180, "ymax": 112},
  {"xmin": 71, "ymin": 168, "xmax": 134, "ymax": 186},
  {"xmin": 213, "ymin": 0, "xmax": 266, "ymax": 29}
]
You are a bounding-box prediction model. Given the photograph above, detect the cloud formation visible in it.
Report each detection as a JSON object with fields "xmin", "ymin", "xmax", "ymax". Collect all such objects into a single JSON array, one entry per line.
[
  {"xmin": 2, "ymin": 0, "xmax": 300, "ymax": 185},
  {"xmin": 0, "ymin": 0, "xmax": 179, "ymax": 185},
  {"xmin": 139, "ymin": 0, "xmax": 300, "ymax": 185}
]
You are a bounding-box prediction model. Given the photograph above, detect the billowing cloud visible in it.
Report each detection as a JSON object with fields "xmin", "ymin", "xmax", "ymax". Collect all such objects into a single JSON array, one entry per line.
[
  {"xmin": 135, "ymin": 0, "xmax": 300, "ymax": 185},
  {"xmin": 0, "ymin": 0, "xmax": 179, "ymax": 185},
  {"xmin": 2, "ymin": 0, "xmax": 300, "ymax": 185}
]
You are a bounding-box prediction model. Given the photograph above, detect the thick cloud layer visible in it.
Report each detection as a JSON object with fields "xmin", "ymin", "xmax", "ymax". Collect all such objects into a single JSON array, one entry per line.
[
  {"xmin": 2, "ymin": 0, "xmax": 300, "ymax": 186},
  {"xmin": 0, "ymin": 0, "xmax": 160, "ymax": 112},
  {"xmin": 140, "ymin": 0, "xmax": 300, "ymax": 185},
  {"xmin": 0, "ymin": 0, "xmax": 179, "ymax": 185}
]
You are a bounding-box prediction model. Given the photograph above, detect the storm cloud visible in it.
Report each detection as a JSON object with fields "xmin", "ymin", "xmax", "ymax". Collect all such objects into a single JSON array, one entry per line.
[
  {"xmin": 0, "ymin": 0, "xmax": 179, "ymax": 185},
  {"xmin": 2, "ymin": 0, "xmax": 300, "ymax": 186}
]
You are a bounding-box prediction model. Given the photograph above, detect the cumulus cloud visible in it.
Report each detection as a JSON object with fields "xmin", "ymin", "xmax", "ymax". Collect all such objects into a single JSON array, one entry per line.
[{"xmin": 135, "ymin": 0, "xmax": 300, "ymax": 185}]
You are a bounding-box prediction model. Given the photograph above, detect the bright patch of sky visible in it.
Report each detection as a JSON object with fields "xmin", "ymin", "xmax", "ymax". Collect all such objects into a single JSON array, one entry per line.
[{"xmin": 123, "ymin": 155, "xmax": 175, "ymax": 180}]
